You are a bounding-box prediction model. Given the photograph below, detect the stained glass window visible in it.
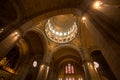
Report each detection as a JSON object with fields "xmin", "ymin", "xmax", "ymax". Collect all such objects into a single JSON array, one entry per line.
[{"xmin": 65, "ymin": 63, "xmax": 74, "ymax": 74}]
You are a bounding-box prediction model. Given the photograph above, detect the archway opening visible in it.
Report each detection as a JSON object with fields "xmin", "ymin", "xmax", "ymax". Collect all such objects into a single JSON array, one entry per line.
[
  {"xmin": 18, "ymin": 30, "xmax": 47, "ymax": 80},
  {"xmin": 49, "ymin": 46, "xmax": 85, "ymax": 80}
]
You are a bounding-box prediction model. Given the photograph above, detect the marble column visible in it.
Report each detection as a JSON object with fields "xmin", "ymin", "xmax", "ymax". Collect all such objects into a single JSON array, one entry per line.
[
  {"xmin": 81, "ymin": 49, "xmax": 100, "ymax": 80},
  {"xmin": 36, "ymin": 63, "xmax": 50, "ymax": 80}
]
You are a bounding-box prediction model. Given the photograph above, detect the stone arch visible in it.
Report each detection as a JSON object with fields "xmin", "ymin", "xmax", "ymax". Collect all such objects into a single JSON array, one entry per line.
[
  {"xmin": 49, "ymin": 44, "xmax": 85, "ymax": 80},
  {"xmin": 24, "ymin": 27, "xmax": 48, "ymax": 55},
  {"xmin": 21, "ymin": 28, "xmax": 48, "ymax": 56},
  {"xmin": 19, "ymin": 8, "xmax": 82, "ymax": 35},
  {"xmin": 3, "ymin": 8, "xmax": 82, "ymax": 60},
  {"xmin": 51, "ymin": 44, "xmax": 81, "ymax": 57},
  {"xmin": 12, "ymin": 28, "xmax": 48, "ymax": 80},
  {"xmin": 51, "ymin": 45, "xmax": 82, "ymax": 68}
]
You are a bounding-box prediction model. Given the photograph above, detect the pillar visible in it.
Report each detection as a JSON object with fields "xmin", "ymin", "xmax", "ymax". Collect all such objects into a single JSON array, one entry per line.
[
  {"xmin": 47, "ymin": 63, "xmax": 57, "ymax": 80},
  {"xmin": 36, "ymin": 63, "xmax": 50, "ymax": 80},
  {"xmin": 85, "ymin": 9, "xmax": 120, "ymax": 80},
  {"xmin": 81, "ymin": 49, "xmax": 100, "ymax": 80},
  {"xmin": 0, "ymin": 30, "xmax": 21, "ymax": 60},
  {"xmin": 12, "ymin": 54, "xmax": 43, "ymax": 80},
  {"xmin": 12, "ymin": 55, "xmax": 32, "ymax": 80}
]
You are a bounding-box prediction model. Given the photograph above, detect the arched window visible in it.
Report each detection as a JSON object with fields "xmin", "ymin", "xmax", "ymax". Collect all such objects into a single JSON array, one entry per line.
[
  {"xmin": 58, "ymin": 63, "xmax": 84, "ymax": 80},
  {"xmin": 65, "ymin": 63, "xmax": 74, "ymax": 74},
  {"xmin": 65, "ymin": 63, "xmax": 75, "ymax": 80}
]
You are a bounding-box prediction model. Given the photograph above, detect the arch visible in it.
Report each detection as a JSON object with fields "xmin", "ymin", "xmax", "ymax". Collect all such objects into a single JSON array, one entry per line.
[
  {"xmin": 13, "ymin": 29, "xmax": 48, "ymax": 80},
  {"xmin": 17, "ymin": 38, "xmax": 29, "ymax": 57},
  {"xmin": 50, "ymin": 44, "xmax": 83, "ymax": 73},
  {"xmin": 22, "ymin": 28, "xmax": 48, "ymax": 57},
  {"xmin": 19, "ymin": 8, "xmax": 82, "ymax": 35},
  {"xmin": 25, "ymin": 27, "xmax": 48, "ymax": 55},
  {"xmin": 4, "ymin": 8, "xmax": 82, "ymax": 63},
  {"xmin": 51, "ymin": 44, "xmax": 81, "ymax": 58},
  {"xmin": 51, "ymin": 45, "xmax": 85, "ymax": 80}
]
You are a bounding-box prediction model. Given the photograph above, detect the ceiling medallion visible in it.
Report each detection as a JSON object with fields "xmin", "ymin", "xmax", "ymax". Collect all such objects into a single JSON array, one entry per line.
[{"xmin": 45, "ymin": 16, "xmax": 78, "ymax": 43}]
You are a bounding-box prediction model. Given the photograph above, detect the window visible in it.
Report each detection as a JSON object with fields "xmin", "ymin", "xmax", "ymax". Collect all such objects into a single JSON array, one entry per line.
[
  {"xmin": 66, "ymin": 78, "xmax": 75, "ymax": 80},
  {"xmin": 65, "ymin": 63, "xmax": 74, "ymax": 74},
  {"xmin": 58, "ymin": 63, "xmax": 84, "ymax": 80}
]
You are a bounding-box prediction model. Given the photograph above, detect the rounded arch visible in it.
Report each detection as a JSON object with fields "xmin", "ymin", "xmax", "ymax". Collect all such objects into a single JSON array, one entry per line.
[
  {"xmin": 17, "ymin": 8, "xmax": 82, "ymax": 59},
  {"xmin": 50, "ymin": 45, "xmax": 85, "ymax": 80},
  {"xmin": 51, "ymin": 44, "xmax": 81, "ymax": 57},
  {"xmin": 25, "ymin": 8, "xmax": 82, "ymax": 26},
  {"xmin": 17, "ymin": 38, "xmax": 29, "ymax": 57},
  {"xmin": 21, "ymin": 28, "xmax": 48, "ymax": 57},
  {"xmin": 57, "ymin": 58, "xmax": 84, "ymax": 73},
  {"xmin": 14, "ymin": 29, "xmax": 48, "ymax": 80},
  {"xmin": 19, "ymin": 8, "xmax": 82, "ymax": 35},
  {"xmin": 25, "ymin": 27, "xmax": 48, "ymax": 55},
  {"xmin": 50, "ymin": 44, "xmax": 83, "ymax": 71}
]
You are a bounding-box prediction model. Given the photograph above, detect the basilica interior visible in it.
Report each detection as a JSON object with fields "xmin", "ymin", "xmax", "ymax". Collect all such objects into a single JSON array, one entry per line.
[{"xmin": 0, "ymin": 0, "xmax": 120, "ymax": 80}]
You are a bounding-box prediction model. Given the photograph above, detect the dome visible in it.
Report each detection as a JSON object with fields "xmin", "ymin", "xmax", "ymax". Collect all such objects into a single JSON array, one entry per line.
[
  {"xmin": 50, "ymin": 14, "xmax": 75, "ymax": 32},
  {"xmin": 45, "ymin": 14, "xmax": 78, "ymax": 43}
]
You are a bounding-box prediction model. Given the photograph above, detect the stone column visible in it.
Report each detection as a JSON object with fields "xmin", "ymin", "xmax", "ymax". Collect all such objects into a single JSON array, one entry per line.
[
  {"xmin": 0, "ymin": 30, "xmax": 21, "ymax": 60},
  {"xmin": 12, "ymin": 55, "xmax": 43, "ymax": 80},
  {"xmin": 81, "ymin": 49, "xmax": 100, "ymax": 80},
  {"xmin": 85, "ymin": 9, "xmax": 120, "ymax": 80},
  {"xmin": 36, "ymin": 63, "xmax": 50, "ymax": 80},
  {"xmin": 47, "ymin": 63, "xmax": 57, "ymax": 80}
]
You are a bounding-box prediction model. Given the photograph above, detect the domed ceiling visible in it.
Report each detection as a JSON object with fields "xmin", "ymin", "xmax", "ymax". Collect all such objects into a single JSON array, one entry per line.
[{"xmin": 45, "ymin": 14, "xmax": 78, "ymax": 43}]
